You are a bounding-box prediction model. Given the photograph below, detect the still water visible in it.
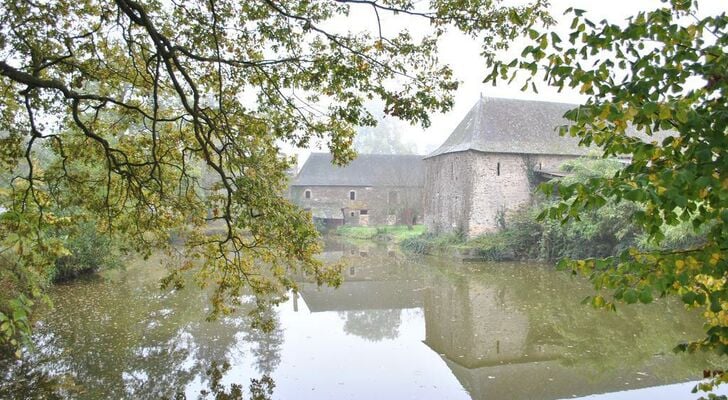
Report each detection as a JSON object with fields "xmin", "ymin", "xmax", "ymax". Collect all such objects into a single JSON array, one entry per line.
[{"xmin": 1, "ymin": 239, "xmax": 721, "ymax": 399}]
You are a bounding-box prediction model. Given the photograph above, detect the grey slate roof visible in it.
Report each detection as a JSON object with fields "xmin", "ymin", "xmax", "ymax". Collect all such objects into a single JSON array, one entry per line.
[
  {"xmin": 292, "ymin": 153, "xmax": 425, "ymax": 187},
  {"xmin": 427, "ymin": 96, "xmax": 590, "ymax": 158}
]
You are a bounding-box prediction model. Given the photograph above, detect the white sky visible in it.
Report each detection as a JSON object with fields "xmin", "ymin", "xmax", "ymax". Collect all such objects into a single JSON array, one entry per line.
[{"xmin": 288, "ymin": 0, "xmax": 728, "ymax": 165}]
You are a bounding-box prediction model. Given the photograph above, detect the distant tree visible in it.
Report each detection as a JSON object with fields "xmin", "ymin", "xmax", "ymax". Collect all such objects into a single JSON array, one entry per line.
[
  {"xmin": 353, "ymin": 103, "xmax": 416, "ymax": 154},
  {"xmin": 0, "ymin": 0, "xmax": 549, "ymax": 353},
  {"xmin": 489, "ymin": 0, "xmax": 728, "ymax": 377}
]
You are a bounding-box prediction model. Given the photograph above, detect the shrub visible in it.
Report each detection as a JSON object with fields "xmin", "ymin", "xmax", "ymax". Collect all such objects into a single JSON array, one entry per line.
[
  {"xmin": 53, "ymin": 221, "xmax": 120, "ymax": 282},
  {"xmin": 401, "ymin": 231, "xmax": 464, "ymax": 254}
]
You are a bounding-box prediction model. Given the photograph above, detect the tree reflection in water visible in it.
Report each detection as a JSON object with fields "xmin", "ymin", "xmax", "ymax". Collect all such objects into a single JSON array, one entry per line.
[
  {"xmin": 0, "ymin": 255, "xmax": 282, "ymax": 400},
  {"xmin": 339, "ymin": 309, "xmax": 402, "ymax": 342},
  {"xmin": 179, "ymin": 361, "xmax": 274, "ymax": 400},
  {"xmin": 242, "ymin": 305, "xmax": 283, "ymax": 376}
]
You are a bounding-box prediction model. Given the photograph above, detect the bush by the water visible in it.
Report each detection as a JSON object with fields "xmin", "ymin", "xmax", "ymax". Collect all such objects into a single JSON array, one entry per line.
[
  {"xmin": 401, "ymin": 231, "xmax": 465, "ymax": 255},
  {"xmin": 53, "ymin": 221, "xmax": 121, "ymax": 282},
  {"xmin": 1, "ymin": 218, "xmax": 120, "ymax": 356}
]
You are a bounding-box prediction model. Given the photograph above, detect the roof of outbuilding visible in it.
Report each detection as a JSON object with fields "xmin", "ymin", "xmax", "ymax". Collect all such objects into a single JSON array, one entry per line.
[
  {"xmin": 427, "ymin": 96, "xmax": 591, "ymax": 158},
  {"xmin": 292, "ymin": 153, "xmax": 425, "ymax": 187}
]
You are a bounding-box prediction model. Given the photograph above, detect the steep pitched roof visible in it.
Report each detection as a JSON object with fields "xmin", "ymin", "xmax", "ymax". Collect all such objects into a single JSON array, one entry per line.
[
  {"xmin": 426, "ymin": 96, "xmax": 589, "ymax": 158},
  {"xmin": 292, "ymin": 153, "xmax": 425, "ymax": 187}
]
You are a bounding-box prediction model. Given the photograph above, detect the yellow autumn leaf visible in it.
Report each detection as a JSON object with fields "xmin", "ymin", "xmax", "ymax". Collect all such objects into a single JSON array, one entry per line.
[
  {"xmin": 659, "ymin": 105, "xmax": 672, "ymax": 119},
  {"xmin": 710, "ymin": 253, "xmax": 721, "ymax": 266},
  {"xmin": 580, "ymin": 81, "xmax": 593, "ymax": 94}
]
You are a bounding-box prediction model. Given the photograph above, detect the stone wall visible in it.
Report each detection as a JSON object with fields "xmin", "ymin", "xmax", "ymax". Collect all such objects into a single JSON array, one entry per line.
[
  {"xmin": 425, "ymin": 150, "xmax": 577, "ymax": 238},
  {"xmin": 423, "ymin": 152, "xmax": 474, "ymax": 235},
  {"xmin": 290, "ymin": 185, "xmax": 424, "ymax": 226},
  {"xmin": 468, "ymin": 153, "xmax": 576, "ymax": 237}
]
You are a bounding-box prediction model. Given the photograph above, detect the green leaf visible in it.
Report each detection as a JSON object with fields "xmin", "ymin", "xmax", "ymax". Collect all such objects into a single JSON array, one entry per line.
[
  {"xmin": 623, "ymin": 288, "xmax": 638, "ymax": 304},
  {"xmin": 638, "ymin": 288, "xmax": 653, "ymax": 304}
]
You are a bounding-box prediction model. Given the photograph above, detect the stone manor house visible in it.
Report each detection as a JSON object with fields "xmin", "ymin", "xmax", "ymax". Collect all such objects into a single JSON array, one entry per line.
[
  {"xmin": 290, "ymin": 96, "xmax": 636, "ymax": 236},
  {"xmin": 424, "ymin": 96, "xmax": 590, "ymax": 238},
  {"xmin": 290, "ymin": 153, "xmax": 425, "ymax": 227}
]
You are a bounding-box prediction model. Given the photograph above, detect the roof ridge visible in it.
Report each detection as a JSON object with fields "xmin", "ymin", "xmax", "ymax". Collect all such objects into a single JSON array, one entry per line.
[
  {"xmin": 293, "ymin": 152, "xmax": 426, "ymax": 187},
  {"xmin": 426, "ymin": 96, "xmax": 589, "ymax": 158},
  {"xmin": 480, "ymin": 95, "xmax": 579, "ymax": 107}
]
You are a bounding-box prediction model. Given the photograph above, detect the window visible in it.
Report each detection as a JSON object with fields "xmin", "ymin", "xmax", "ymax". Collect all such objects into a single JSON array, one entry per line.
[
  {"xmin": 496, "ymin": 162, "xmax": 501, "ymax": 176},
  {"xmin": 349, "ymin": 266, "xmax": 356, "ymax": 276},
  {"xmin": 539, "ymin": 162, "xmax": 543, "ymax": 170},
  {"xmin": 350, "ymin": 211, "xmax": 355, "ymax": 217},
  {"xmin": 304, "ymin": 189, "xmax": 311, "ymax": 199},
  {"xmin": 349, "ymin": 190, "xmax": 356, "ymax": 200},
  {"xmin": 360, "ymin": 209, "xmax": 368, "ymax": 215},
  {"xmin": 388, "ymin": 191, "xmax": 398, "ymax": 204}
]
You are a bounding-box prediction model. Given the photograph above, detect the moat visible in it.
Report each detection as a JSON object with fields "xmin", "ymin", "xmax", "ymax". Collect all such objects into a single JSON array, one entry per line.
[{"xmin": 1, "ymin": 239, "xmax": 720, "ymax": 399}]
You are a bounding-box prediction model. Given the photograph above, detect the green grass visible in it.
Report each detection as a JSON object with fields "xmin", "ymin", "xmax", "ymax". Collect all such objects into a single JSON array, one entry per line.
[
  {"xmin": 400, "ymin": 231, "xmax": 464, "ymax": 255},
  {"xmin": 334, "ymin": 225, "xmax": 426, "ymax": 242}
]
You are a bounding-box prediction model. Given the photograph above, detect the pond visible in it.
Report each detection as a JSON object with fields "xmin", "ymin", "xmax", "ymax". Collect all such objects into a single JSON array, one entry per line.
[{"xmin": 1, "ymin": 239, "xmax": 721, "ymax": 399}]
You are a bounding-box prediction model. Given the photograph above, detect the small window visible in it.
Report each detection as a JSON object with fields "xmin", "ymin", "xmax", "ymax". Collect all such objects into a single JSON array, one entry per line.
[
  {"xmin": 496, "ymin": 162, "xmax": 501, "ymax": 176},
  {"xmin": 360, "ymin": 209, "xmax": 368, "ymax": 215},
  {"xmin": 350, "ymin": 211, "xmax": 355, "ymax": 217},
  {"xmin": 539, "ymin": 162, "xmax": 543, "ymax": 170},
  {"xmin": 388, "ymin": 191, "xmax": 398, "ymax": 204},
  {"xmin": 304, "ymin": 189, "xmax": 311, "ymax": 199},
  {"xmin": 349, "ymin": 190, "xmax": 356, "ymax": 200},
  {"xmin": 349, "ymin": 266, "xmax": 356, "ymax": 276}
]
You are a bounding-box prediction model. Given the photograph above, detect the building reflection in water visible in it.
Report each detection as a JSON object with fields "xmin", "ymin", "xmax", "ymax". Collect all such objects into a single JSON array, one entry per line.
[
  {"xmin": 298, "ymin": 240, "xmax": 423, "ymax": 342},
  {"xmin": 298, "ymin": 241, "xmax": 713, "ymax": 400}
]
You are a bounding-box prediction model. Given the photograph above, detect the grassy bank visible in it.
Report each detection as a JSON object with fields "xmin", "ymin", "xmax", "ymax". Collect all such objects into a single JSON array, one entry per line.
[{"xmin": 333, "ymin": 225, "xmax": 426, "ymax": 243}]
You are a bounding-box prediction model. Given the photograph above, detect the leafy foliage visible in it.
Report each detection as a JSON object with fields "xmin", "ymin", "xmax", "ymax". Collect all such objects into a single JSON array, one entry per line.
[
  {"xmin": 487, "ymin": 0, "xmax": 728, "ymax": 363},
  {"xmin": 53, "ymin": 220, "xmax": 121, "ymax": 282},
  {"xmin": 0, "ymin": 0, "xmax": 549, "ymax": 354}
]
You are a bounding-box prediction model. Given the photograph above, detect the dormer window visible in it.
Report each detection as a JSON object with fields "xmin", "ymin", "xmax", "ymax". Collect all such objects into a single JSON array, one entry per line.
[{"xmin": 349, "ymin": 190, "xmax": 356, "ymax": 200}]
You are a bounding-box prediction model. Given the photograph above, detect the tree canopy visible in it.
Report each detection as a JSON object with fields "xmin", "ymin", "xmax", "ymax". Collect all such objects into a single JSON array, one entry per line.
[
  {"xmin": 488, "ymin": 0, "xmax": 727, "ymax": 379},
  {"xmin": 0, "ymin": 0, "xmax": 549, "ymax": 353}
]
